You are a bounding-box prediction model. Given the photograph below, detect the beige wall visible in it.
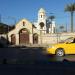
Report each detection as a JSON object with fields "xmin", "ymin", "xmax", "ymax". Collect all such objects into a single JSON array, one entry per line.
[
  {"xmin": 15, "ymin": 19, "xmax": 33, "ymax": 34},
  {"xmin": 8, "ymin": 19, "xmax": 34, "ymax": 45},
  {"xmin": 41, "ymin": 33, "xmax": 75, "ymax": 44},
  {"xmin": 1, "ymin": 32, "xmax": 75, "ymax": 45},
  {"xmin": 7, "ymin": 19, "xmax": 75, "ymax": 45}
]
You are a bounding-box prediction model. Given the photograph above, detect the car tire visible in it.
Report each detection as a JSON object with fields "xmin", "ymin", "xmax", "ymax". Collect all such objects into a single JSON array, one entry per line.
[{"xmin": 55, "ymin": 48, "xmax": 64, "ymax": 57}]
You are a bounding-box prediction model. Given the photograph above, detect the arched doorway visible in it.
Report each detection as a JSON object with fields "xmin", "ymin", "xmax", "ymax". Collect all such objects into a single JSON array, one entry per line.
[
  {"xmin": 19, "ymin": 28, "xmax": 29, "ymax": 45},
  {"xmin": 11, "ymin": 34, "xmax": 16, "ymax": 45},
  {"xmin": 33, "ymin": 33, "xmax": 38, "ymax": 44}
]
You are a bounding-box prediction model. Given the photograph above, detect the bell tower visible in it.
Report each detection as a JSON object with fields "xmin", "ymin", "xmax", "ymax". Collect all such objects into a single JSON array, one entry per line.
[{"xmin": 37, "ymin": 8, "xmax": 47, "ymax": 33}]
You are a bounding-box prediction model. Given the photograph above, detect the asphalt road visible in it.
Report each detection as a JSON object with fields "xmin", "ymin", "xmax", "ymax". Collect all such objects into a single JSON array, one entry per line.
[
  {"xmin": 0, "ymin": 47, "xmax": 75, "ymax": 75},
  {"xmin": 0, "ymin": 47, "xmax": 75, "ymax": 64}
]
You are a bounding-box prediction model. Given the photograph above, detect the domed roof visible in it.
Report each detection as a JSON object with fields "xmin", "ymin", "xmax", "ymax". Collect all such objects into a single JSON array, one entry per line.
[{"xmin": 39, "ymin": 8, "xmax": 45, "ymax": 13}]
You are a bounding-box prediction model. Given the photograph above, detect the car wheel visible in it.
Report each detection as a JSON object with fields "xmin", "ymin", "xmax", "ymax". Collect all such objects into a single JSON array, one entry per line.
[{"xmin": 55, "ymin": 48, "xmax": 64, "ymax": 57}]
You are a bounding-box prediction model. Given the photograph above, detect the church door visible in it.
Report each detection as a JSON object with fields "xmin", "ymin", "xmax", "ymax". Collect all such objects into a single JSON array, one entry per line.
[
  {"xmin": 19, "ymin": 29, "xmax": 29, "ymax": 45},
  {"xmin": 33, "ymin": 33, "xmax": 38, "ymax": 44},
  {"xmin": 11, "ymin": 34, "xmax": 16, "ymax": 45}
]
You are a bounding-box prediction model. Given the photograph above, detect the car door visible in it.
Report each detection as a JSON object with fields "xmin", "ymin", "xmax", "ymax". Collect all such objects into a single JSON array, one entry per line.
[
  {"xmin": 68, "ymin": 43, "xmax": 75, "ymax": 54},
  {"xmin": 64, "ymin": 38, "xmax": 75, "ymax": 54}
]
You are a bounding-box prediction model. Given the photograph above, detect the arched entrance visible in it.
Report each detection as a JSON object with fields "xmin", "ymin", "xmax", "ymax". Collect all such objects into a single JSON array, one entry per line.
[
  {"xmin": 19, "ymin": 28, "xmax": 29, "ymax": 45},
  {"xmin": 33, "ymin": 33, "xmax": 38, "ymax": 44},
  {"xmin": 11, "ymin": 34, "xmax": 16, "ymax": 45}
]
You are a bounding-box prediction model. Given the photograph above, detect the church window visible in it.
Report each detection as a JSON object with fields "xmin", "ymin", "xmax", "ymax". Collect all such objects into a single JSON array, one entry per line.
[
  {"xmin": 41, "ymin": 15, "xmax": 42, "ymax": 18},
  {"xmin": 23, "ymin": 22, "xmax": 25, "ymax": 26}
]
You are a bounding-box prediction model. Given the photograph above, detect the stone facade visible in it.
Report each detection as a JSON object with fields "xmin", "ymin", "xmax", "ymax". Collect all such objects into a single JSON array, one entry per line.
[
  {"xmin": 7, "ymin": 8, "xmax": 75, "ymax": 46},
  {"xmin": 41, "ymin": 33, "xmax": 75, "ymax": 44},
  {"xmin": 34, "ymin": 8, "xmax": 56, "ymax": 34},
  {"xmin": 7, "ymin": 18, "xmax": 75, "ymax": 45},
  {"xmin": 8, "ymin": 19, "xmax": 40, "ymax": 45},
  {"xmin": 7, "ymin": 8, "xmax": 56, "ymax": 45}
]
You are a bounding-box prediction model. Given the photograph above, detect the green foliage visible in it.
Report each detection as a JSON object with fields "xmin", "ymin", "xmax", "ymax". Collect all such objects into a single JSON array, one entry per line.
[
  {"xmin": 59, "ymin": 26, "xmax": 64, "ymax": 29},
  {"xmin": 65, "ymin": 3, "xmax": 75, "ymax": 32},
  {"xmin": 48, "ymin": 15, "xmax": 55, "ymax": 21},
  {"xmin": 65, "ymin": 3, "xmax": 75, "ymax": 12},
  {"xmin": 0, "ymin": 23, "xmax": 8, "ymax": 34},
  {"xmin": 59, "ymin": 26, "xmax": 64, "ymax": 32},
  {"xmin": 0, "ymin": 23, "xmax": 15, "ymax": 34}
]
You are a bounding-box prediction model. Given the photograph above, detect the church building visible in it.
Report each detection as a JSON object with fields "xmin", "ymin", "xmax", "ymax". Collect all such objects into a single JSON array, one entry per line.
[
  {"xmin": 8, "ymin": 8, "xmax": 56, "ymax": 45},
  {"xmin": 34, "ymin": 8, "xmax": 56, "ymax": 34}
]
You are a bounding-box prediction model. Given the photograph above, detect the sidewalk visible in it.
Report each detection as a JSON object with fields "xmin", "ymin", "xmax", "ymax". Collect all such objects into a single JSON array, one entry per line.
[{"xmin": 8, "ymin": 44, "xmax": 51, "ymax": 48}]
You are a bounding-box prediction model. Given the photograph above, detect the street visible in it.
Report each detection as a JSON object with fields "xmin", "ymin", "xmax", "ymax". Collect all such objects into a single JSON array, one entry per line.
[
  {"xmin": 0, "ymin": 47, "xmax": 75, "ymax": 64},
  {"xmin": 0, "ymin": 47, "xmax": 75, "ymax": 75}
]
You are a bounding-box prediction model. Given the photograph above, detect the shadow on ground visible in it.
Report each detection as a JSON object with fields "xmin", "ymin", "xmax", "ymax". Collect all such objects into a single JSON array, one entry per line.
[{"xmin": 0, "ymin": 47, "xmax": 71, "ymax": 64}]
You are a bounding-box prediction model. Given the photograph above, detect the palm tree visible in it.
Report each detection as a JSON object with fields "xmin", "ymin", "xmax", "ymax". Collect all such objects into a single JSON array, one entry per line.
[
  {"xmin": 59, "ymin": 26, "xmax": 64, "ymax": 32},
  {"xmin": 48, "ymin": 15, "xmax": 55, "ymax": 32},
  {"xmin": 48, "ymin": 15, "xmax": 55, "ymax": 22},
  {"xmin": 65, "ymin": 3, "xmax": 75, "ymax": 32}
]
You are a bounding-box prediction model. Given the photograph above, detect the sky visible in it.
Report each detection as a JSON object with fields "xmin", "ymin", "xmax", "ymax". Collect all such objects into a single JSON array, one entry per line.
[{"xmin": 0, "ymin": 0, "xmax": 75, "ymax": 31}]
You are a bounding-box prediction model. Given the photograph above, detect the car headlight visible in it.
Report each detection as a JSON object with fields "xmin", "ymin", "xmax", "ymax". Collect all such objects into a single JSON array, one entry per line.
[
  {"xmin": 48, "ymin": 45, "xmax": 55, "ymax": 49},
  {"xmin": 47, "ymin": 45, "xmax": 52, "ymax": 48},
  {"xmin": 51, "ymin": 46, "xmax": 54, "ymax": 48}
]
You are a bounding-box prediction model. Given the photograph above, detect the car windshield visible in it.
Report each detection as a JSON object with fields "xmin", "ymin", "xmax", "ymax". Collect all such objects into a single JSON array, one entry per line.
[
  {"xmin": 59, "ymin": 37, "xmax": 74, "ymax": 43},
  {"xmin": 65, "ymin": 38, "xmax": 73, "ymax": 42}
]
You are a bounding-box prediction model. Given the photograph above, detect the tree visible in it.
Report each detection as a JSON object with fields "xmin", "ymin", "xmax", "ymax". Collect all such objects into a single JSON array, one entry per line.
[
  {"xmin": 48, "ymin": 15, "xmax": 55, "ymax": 33},
  {"xmin": 65, "ymin": 3, "xmax": 75, "ymax": 32},
  {"xmin": 59, "ymin": 26, "xmax": 64, "ymax": 32},
  {"xmin": 48, "ymin": 15, "xmax": 55, "ymax": 22}
]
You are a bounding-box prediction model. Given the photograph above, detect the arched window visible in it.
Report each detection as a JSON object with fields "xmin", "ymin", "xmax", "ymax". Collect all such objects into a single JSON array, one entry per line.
[
  {"xmin": 23, "ymin": 21, "xmax": 25, "ymax": 26},
  {"xmin": 41, "ymin": 15, "xmax": 42, "ymax": 18}
]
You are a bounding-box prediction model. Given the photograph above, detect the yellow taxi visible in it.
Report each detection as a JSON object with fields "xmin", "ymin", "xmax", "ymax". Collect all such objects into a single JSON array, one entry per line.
[{"xmin": 47, "ymin": 37, "xmax": 75, "ymax": 56}]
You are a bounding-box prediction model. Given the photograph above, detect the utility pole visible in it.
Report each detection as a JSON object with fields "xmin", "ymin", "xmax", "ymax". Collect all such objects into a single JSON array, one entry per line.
[{"xmin": 66, "ymin": 23, "xmax": 67, "ymax": 32}]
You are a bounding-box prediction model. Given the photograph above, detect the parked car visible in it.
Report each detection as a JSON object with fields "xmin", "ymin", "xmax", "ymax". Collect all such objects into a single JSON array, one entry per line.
[{"xmin": 47, "ymin": 37, "xmax": 75, "ymax": 56}]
